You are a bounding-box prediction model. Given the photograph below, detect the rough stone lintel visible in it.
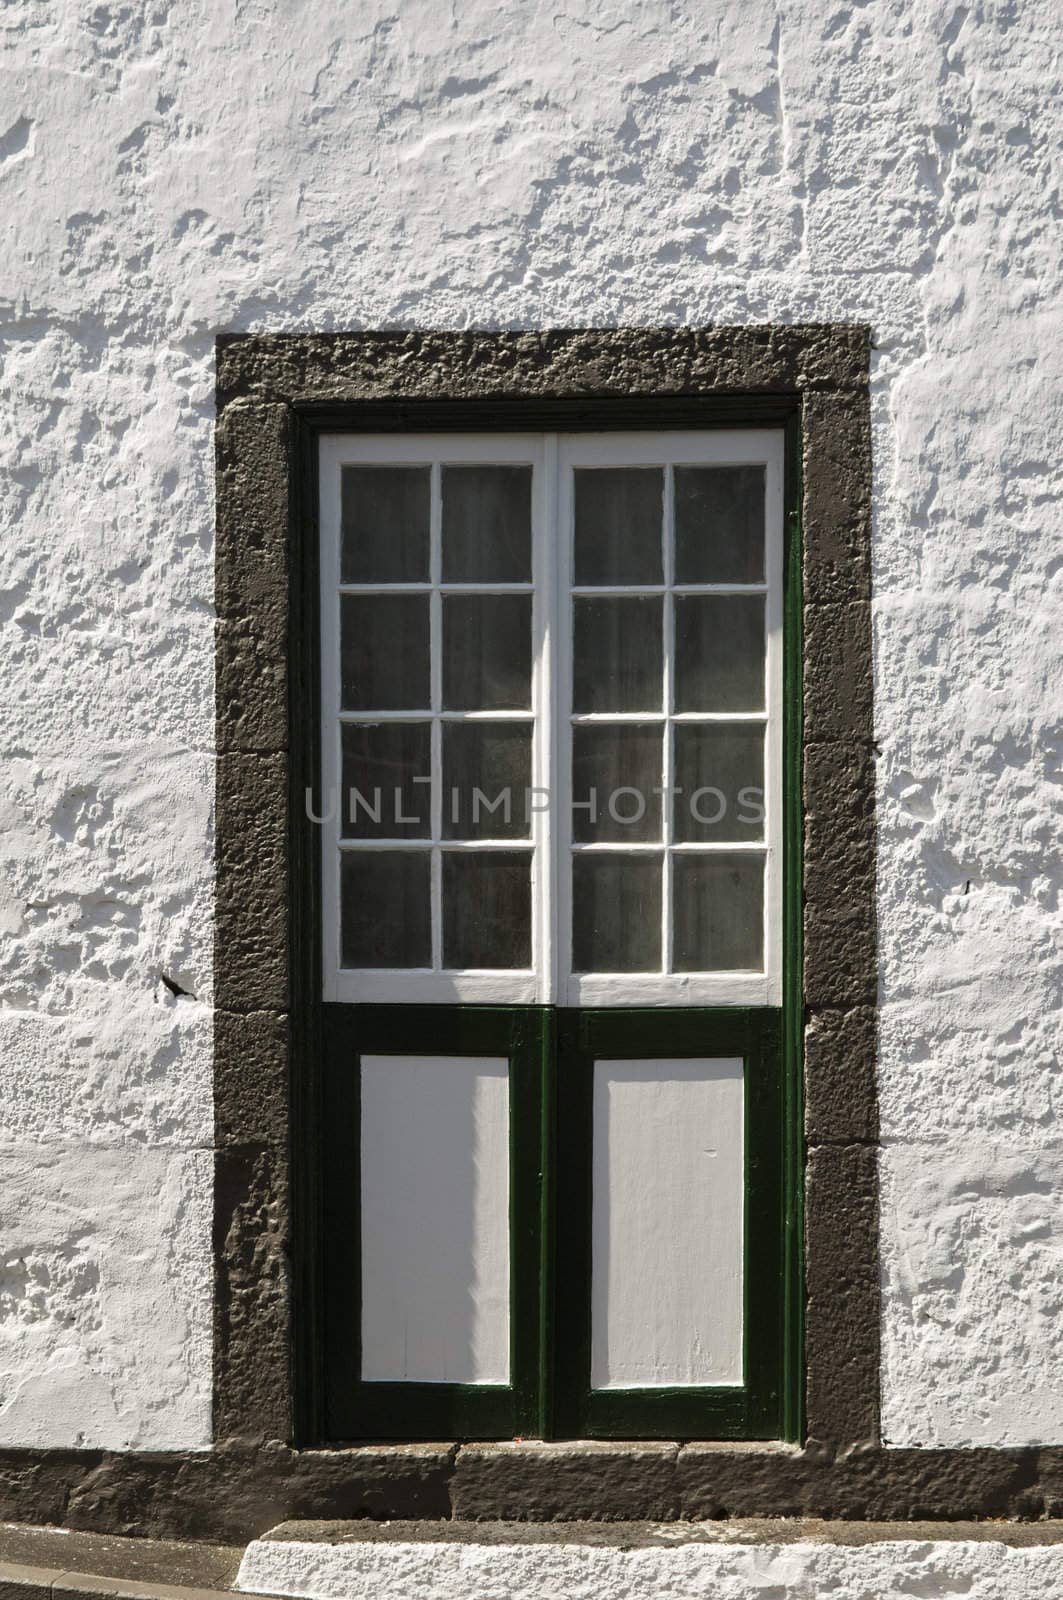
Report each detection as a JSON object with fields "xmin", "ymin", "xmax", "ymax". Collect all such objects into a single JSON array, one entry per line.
[{"xmin": 215, "ymin": 327, "xmax": 871, "ymax": 410}]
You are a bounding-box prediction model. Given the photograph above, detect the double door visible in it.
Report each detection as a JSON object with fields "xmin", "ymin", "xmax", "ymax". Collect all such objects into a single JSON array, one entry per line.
[{"xmin": 313, "ymin": 427, "xmax": 795, "ymax": 1440}]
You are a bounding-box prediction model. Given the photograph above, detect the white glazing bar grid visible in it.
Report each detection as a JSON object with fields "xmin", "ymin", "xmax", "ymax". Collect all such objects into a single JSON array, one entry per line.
[
  {"xmin": 563, "ymin": 454, "xmax": 770, "ymax": 984},
  {"xmin": 569, "ymin": 840, "xmax": 766, "ymax": 854},
  {"xmin": 337, "ymin": 839, "xmax": 536, "ymax": 851},
  {"xmin": 338, "ymin": 710, "xmax": 535, "ymax": 722},
  {"xmin": 321, "ymin": 435, "xmax": 546, "ymax": 1002},
  {"xmin": 320, "ymin": 431, "xmax": 784, "ymax": 1007},
  {"xmin": 558, "ymin": 432, "xmax": 783, "ymax": 1005},
  {"xmin": 569, "ymin": 583, "xmax": 767, "ymax": 597},
  {"xmin": 568, "ymin": 711, "xmax": 769, "ymax": 724},
  {"xmin": 338, "ymin": 583, "xmax": 534, "ymax": 595}
]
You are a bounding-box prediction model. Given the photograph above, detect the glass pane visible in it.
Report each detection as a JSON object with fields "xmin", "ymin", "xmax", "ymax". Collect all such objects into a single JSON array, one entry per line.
[
  {"xmin": 341, "ymin": 466, "xmax": 430, "ymax": 583},
  {"xmin": 340, "ymin": 850, "xmax": 431, "ymax": 968},
  {"xmin": 574, "ymin": 467, "xmax": 663, "ymax": 585},
  {"xmin": 674, "ymin": 595, "xmax": 764, "ymax": 713},
  {"xmin": 443, "ymin": 722, "xmax": 532, "ymax": 840},
  {"xmin": 674, "ymin": 466, "xmax": 764, "ymax": 585},
  {"xmin": 341, "ymin": 723, "xmax": 431, "ymax": 840},
  {"xmin": 673, "ymin": 724, "xmax": 765, "ymax": 843},
  {"xmin": 572, "ymin": 724, "xmax": 662, "ymax": 844},
  {"xmin": 442, "ymin": 465, "xmax": 532, "ymax": 582},
  {"xmin": 672, "ymin": 853, "xmax": 764, "ymax": 971},
  {"xmin": 572, "ymin": 854, "xmax": 661, "ymax": 972},
  {"xmin": 573, "ymin": 597, "xmax": 662, "ymax": 713},
  {"xmin": 442, "ymin": 852, "xmax": 531, "ymax": 968},
  {"xmin": 443, "ymin": 594, "xmax": 531, "ymax": 710},
  {"xmin": 341, "ymin": 594, "xmax": 430, "ymax": 710}
]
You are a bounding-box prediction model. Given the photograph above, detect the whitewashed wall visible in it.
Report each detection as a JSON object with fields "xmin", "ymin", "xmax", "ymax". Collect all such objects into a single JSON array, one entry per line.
[
  {"xmin": 0, "ymin": 0, "xmax": 1060, "ymax": 1452},
  {"xmin": 236, "ymin": 1529, "xmax": 1063, "ymax": 1600}
]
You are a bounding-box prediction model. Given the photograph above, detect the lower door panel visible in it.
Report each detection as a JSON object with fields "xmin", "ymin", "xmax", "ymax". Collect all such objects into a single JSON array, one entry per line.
[
  {"xmin": 552, "ymin": 1007, "xmax": 785, "ymax": 1439},
  {"xmin": 321, "ymin": 1004, "xmax": 546, "ymax": 1441},
  {"xmin": 319, "ymin": 1004, "xmax": 786, "ymax": 1441}
]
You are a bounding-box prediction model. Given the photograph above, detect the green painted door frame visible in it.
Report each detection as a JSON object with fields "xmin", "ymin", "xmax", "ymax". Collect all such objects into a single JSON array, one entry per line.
[{"xmin": 292, "ymin": 401, "xmax": 804, "ymax": 1446}]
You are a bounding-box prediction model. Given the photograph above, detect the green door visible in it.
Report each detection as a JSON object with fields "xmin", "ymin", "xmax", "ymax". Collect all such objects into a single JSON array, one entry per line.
[{"xmin": 311, "ymin": 426, "xmax": 802, "ymax": 1442}]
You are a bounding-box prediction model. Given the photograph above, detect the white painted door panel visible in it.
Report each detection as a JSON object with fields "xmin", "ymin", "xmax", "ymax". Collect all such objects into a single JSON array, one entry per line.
[
  {"xmin": 360, "ymin": 1054, "xmax": 510, "ymax": 1384},
  {"xmin": 591, "ymin": 1058, "xmax": 744, "ymax": 1388}
]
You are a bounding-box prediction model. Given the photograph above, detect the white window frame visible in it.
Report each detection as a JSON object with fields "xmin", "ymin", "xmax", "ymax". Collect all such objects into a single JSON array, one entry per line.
[{"xmin": 318, "ymin": 429, "xmax": 784, "ymax": 1008}]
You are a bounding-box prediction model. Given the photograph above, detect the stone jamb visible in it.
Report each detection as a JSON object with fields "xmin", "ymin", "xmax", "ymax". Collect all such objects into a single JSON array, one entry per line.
[{"xmin": 217, "ymin": 326, "xmax": 877, "ymax": 1480}]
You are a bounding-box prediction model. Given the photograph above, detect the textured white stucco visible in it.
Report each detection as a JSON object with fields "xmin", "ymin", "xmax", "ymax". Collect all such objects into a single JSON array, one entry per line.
[
  {"xmin": 1, "ymin": 0, "xmax": 1061, "ymax": 1453},
  {"xmin": 236, "ymin": 1533, "xmax": 1063, "ymax": 1600}
]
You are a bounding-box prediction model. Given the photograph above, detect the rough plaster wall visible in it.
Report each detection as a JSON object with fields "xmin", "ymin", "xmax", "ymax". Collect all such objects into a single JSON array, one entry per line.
[
  {"xmin": 237, "ymin": 1533, "xmax": 1063, "ymax": 1600},
  {"xmin": 0, "ymin": 0, "xmax": 1060, "ymax": 1450}
]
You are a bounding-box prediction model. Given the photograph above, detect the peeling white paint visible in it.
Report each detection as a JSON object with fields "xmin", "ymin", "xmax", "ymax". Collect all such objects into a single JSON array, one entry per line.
[{"xmin": 0, "ymin": 0, "xmax": 1060, "ymax": 1454}]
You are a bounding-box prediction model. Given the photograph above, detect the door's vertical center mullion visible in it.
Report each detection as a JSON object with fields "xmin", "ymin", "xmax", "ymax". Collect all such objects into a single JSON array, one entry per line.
[
  {"xmin": 554, "ymin": 436, "xmax": 574, "ymax": 1009},
  {"xmin": 537, "ymin": 434, "xmax": 560, "ymax": 1005},
  {"xmin": 429, "ymin": 460, "xmax": 443, "ymax": 972},
  {"xmin": 661, "ymin": 462, "xmax": 675, "ymax": 976}
]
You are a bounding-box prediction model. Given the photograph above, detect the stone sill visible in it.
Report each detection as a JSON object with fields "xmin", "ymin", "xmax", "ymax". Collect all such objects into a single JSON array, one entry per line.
[{"xmin": 7, "ymin": 1436, "xmax": 1063, "ymax": 1536}]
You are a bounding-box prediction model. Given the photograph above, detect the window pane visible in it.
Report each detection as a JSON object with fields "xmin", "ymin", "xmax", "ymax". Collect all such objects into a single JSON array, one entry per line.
[
  {"xmin": 573, "ymin": 597, "xmax": 662, "ymax": 713},
  {"xmin": 341, "ymin": 466, "xmax": 430, "ymax": 583},
  {"xmin": 442, "ymin": 852, "xmax": 531, "ymax": 968},
  {"xmin": 673, "ymin": 724, "xmax": 765, "ymax": 843},
  {"xmin": 674, "ymin": 595, "xmax": 764, "ymax": 713},
  {"xmin": 341, "ymin": 722, "xmax": 431, "ymax": 839},
  {"xmin": 672, "ymin": 853, "xmax": 764, "ymax": 971},
  {"xmin": 442, "ymin": 465, "xmax": 532, "ymax": 582},
  {"xmin": 674, "ymin": 466, "xmax": 764, "ymax": 585},
  {"xmin": 443, "ymin": 722, "xmax": 532, "ymax": 840},
  {"xmin": 340, "ymin": 850, "xmax": 431, "ymax": 968},
  {"xmin": 574, "ymin": 467, "xmax": 663, "ymax": 586},
  {"xmin": 443, "ymin": 594, "xmax": 531, "ymax": 710},
  {"xmin": 341, "ymin": 594, "xmax": 430, "ymax": 710},
  {"xmin": 572, "ymin": 854, "xmax": 661, "ymax": 972},
  {"xmin": 572, "ymin": 723, "xmax": 662, "ymax": 844}
]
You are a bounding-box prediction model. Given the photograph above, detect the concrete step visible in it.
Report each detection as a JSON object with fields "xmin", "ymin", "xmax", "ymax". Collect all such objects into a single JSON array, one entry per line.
[{"xmin": 236, "ymin": 1517, "xmax": 1063, "ymax": 1600}]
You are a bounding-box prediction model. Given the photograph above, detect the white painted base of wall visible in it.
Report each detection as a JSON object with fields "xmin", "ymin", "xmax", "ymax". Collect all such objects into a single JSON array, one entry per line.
[{"xmin": 236, "ymin": 1530, "xmax": 1063, "ymax": 1600}]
